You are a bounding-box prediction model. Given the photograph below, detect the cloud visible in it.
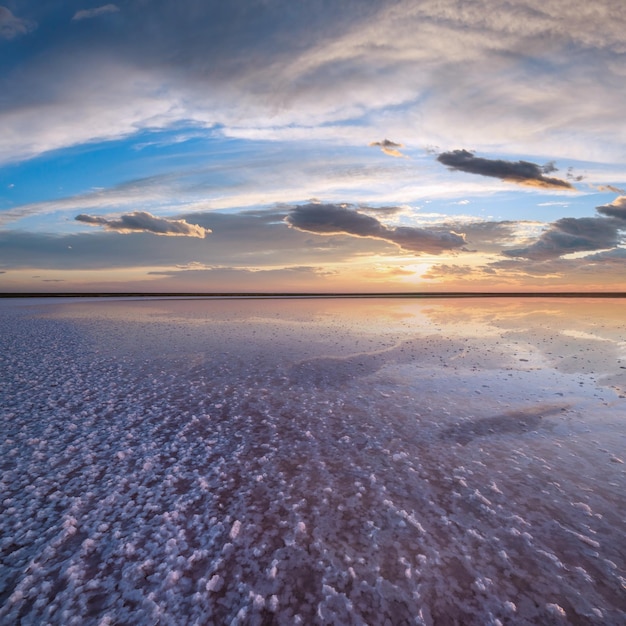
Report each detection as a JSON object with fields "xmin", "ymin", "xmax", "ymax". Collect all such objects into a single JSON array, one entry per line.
[
  {"xmin": 490, "ymin": 247, "xmax": 626, "ymax": 283},
  {"xmin": 285, "ymin": 203, "xmax": 465, "ymax": 254},
  {"xmin": 596, "ymin": 195, "xmax": 626, "ymax": 221},
  {"xmin": 0, "ymin": 6, "xmax": 35, "ymax": 39},
  {"xmin": 585, "ymin": 247, "xmax": 626, "ymax": 264},
  {"xmin": 369, "ymin": 139, "xmax": 406, "ymax": 158},
  {"xmin": 2, "ymin": 0, "xmax": 626, "ymax": 167},
  {"xmin": 443, "ymin": 220, "xmax": 517, "ymax": 253},
  {"xmin": 143, "ymin": 265, "xmax": 335, "ymax": 292},
  {"xmin": 595, "ymin": 185, "xmax": 625, "ymax": 194},
  {"xmin": 423, "ymin": 264, "xmax": 498, "ymax": 281},
  {"xmin": 425, "ymin": 244, "xmax": 626, "ymax": 289},
  {"xmin": 502, "ymin": 194, "xmax": 626, "ymax": 260},
  {"xmin": 503, "ymin": 217, "xmax": 623, "ymax": 260},
  {"xmin": 75, "ymin": 211, "xmax": 211, "ymax": 238},
  {"xmin": 0, "ymin": 210, "xmax": 382, "ymax": 273},
  {"xmin": 72, "ymin": 4, "xmax": 120, "ymax": 21},
  {"xmin": 437, "ymin": 150, "xmax": 575, "ymax": 190}
]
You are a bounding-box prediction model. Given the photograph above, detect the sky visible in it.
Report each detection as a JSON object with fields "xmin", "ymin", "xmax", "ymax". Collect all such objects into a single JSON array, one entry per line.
[{"xmin": 1, "ymin": 0, "xmax": 625, "ymax": 293}]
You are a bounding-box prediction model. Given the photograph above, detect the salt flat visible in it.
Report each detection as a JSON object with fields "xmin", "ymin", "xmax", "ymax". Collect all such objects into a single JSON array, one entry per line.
[{"xmin": 1, "ymin": 297, "xmax": 625, "ymax": 625}]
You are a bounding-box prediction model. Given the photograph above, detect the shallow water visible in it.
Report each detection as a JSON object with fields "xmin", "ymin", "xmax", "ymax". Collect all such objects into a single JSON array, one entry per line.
[{"xmin": 1, "ymin": 297, "xmax": 625, "ymax": 625}]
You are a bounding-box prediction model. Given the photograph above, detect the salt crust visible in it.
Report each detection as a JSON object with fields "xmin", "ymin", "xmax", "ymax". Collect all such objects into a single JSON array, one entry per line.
[{"xmin": 1, "ymin": 299, "xmax": 625, "ymax": 625}]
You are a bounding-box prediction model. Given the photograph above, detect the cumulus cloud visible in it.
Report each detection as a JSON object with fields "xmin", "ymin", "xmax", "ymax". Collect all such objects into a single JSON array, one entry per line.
[
  {"xmin": 596, "ymin": 195, "xmax": 626, "ymax": 221},
  {"xmin": 75, "ymin": 211, "xmax": 211, "ymax": 238},
  {"xmin": 437, "ymin": 150, "xmax": 575, "ymax": 190},
  {"xmin": 285, "ymin": 203, "xmax": 465, "ymax": 254},
  {"xmin": 0, "ymin": 6, "xmax": 35, "ymax": 39},
  {"xmin": 72, "ymin": 4, "xmax": 119, "ymax": 21},
  {"xmin": 503, "ymin": 194, "xmax": 626, "ymax": 260},
  {"xmin": 503, "ymin": 217, "xmax": 623, "ymax": 260},
  {"xmin": 369, "ymin": 139, "xmax": 406, "ymax": 158}
]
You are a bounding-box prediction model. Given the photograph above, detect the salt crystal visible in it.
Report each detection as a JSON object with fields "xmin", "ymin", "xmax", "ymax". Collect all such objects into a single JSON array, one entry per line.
[
  {"xmin": 546, "ymin": 603, "xmax": 566, "ymax": 617},
  {"xmin": 229, "ymin": 520, "xmax": 242, "ymax": 540},
  {"xmin": 206, "ymin": 575, "xmax": 222, "ymax": 592}
]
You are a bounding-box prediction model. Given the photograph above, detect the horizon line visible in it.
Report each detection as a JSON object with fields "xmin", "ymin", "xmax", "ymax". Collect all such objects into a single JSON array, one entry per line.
[{"xmin": 2, "ymin": 291, "xmax": 626, "ymax": 299}]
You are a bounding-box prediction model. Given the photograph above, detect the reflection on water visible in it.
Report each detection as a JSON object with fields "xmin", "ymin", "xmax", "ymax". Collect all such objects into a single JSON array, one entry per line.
[
  {"xmin": 1, "ymin": 297, "xmax": 625, "ymax": 625},
  {"xmin": 40, "ymin": 296, "xmax": 626, "ymax": 394}
]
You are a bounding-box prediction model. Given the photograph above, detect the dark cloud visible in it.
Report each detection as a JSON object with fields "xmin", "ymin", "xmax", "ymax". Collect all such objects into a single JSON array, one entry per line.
[
  {"xmin": 104, "ymin": 0, "xmax": 382, "ymax": 83},
  {"xmin": 596, "ymin": 195, "xmax": 626, "ymax": 221},
  {"xmin": 503, "ymin": 217, "xmax": 623, "ymax": 260},
  {"xmin": 369, "ymin": 139, "xmax": 406, "ymax": 158},
  {"xmin": 72, "ymin": 4, "xmax": 119, "ymax": 21},
  {"xmin": 566, "ymin": 167, "xmax": 584, "ymax": 182},
  {"xmin": 585, "ymin": 247, "xmax": 626, "ymax": 265},
  {"xmin": 437, "ymin": 150, "xmax": 575, "ymax": 190},
  {"xmin": 0, "ymin": 1, "xmax": 381, "ymax": 111},
  {"xmin": 0, "ymin": 6, "xmax": 36, "ymax": 39},
  {"xmin": 75, "ymin": 211, "xmax": 211, "ymax": 238},
  {"xmin": 287, "ymin": 204, "xmax": 382, "ymax": 237},
  {"xmin": 502, "ymin": 193, "xmax": 626, "ymax": 260},
  {"xmin": 285, "ymin": 203, "xmax": 466, "ymax": 254}
]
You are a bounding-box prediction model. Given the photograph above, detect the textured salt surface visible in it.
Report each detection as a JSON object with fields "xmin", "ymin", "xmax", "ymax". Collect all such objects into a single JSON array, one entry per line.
[{"xmin": 1, "ymin": 297, "xmax": 625, "ymax": 625}]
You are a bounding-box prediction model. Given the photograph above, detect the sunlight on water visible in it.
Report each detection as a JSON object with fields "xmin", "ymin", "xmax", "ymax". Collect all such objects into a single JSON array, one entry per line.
[{"xmin": 1, "ymin": 297, "xmax": 625, "ymax": 624}]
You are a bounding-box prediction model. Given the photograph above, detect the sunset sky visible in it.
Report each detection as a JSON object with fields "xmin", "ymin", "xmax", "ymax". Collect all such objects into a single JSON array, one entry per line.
[{"xmin": 1, "ymin": 0, "xmax": 625, "ymax": 292}]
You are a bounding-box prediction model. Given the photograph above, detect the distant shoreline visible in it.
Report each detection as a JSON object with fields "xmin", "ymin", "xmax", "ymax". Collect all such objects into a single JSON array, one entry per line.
[{"xmin": 1, "ymin": 292, "xmax": 625, "ymax": 299}]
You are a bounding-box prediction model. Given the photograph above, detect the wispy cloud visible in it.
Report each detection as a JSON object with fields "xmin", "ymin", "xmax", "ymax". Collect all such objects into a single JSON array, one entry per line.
[
  {"xmin": 72, "ymin": 4, "xmax": 119, "ymax": 22},
  {"xmin": 369, "ymin": 139, "xmax": 406, "ymax": 158},
  {"xmin": 443, "ymin": 220, "xmax": 517, "ymax": 253},
  {"xmin": 0, "ymin": 6, "xmax": 35, "ymax": 39},
  {"xmin": 0, "ymin": 173, "xmax": 187, "ymax": 227},
  {"xmin": 437, "ymin": 150, "xmax": 575, "ymax": 190},
  {"xmin": 285, "ymin": 203, "xmax": 465, "ymax": 254},
  {"xmin": 2, "ymin": 0, "xmax": 626, "ymax": 165},
  {"xmin": 75, "ymin": 211, "xmax": 211, "ymax": 238},
  {"xmin": 595, "ymin": 185, "xmax": 625, "ymax": 194}
]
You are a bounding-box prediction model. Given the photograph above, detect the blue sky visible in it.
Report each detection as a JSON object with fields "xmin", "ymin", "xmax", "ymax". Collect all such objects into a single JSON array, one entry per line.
[{"xmin": 1, "ymin": 0, "xmax": 625, "ymax": 292}]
